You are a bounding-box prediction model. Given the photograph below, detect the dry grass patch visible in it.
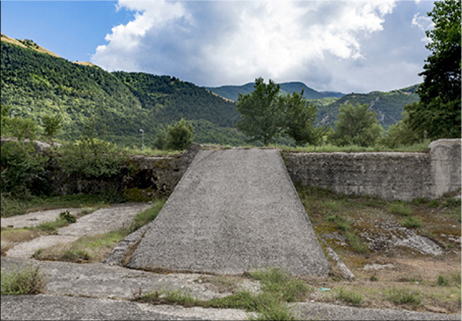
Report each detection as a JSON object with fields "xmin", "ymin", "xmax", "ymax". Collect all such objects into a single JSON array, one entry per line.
[{"xmin": 32, "ymin": 229, "xmax": 129, "ymax": 263}]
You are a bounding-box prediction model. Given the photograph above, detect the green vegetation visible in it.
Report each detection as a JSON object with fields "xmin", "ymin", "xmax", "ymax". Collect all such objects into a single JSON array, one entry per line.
[
  {"xmin": 405, "ymin": 0, "xmax": 461, "ymax": 140},
  {"xmin": 129, "ymin": 199, "xmax": 166, "ymax": 233},
  {"xmin": 328, "ymin": 103, "xmax": 383, "ymax": 147},
  {"xmin": 385, "ymin": 287, "xmax": 422, "ymax": 307},
  {"xmin": 136, "ymin": 267, "xmax": 309, "ymax": 320},
  {"xmin": 236, "ymin": 78, "xmax": 323, "ymax": 146},
  {"xmin": 401, "ymin": 216, "xmax": 423, "ymax": 229},
  {"xmin": 336, "ymin": 288, "xmax": 363, "ymax": 306},
  {"xmin": 34, "ymin": 210, "xmax": 77, "ymax": 233},
  {"xmin": 165, "ymin": 118, "xmax": 194, "ymax": 150},
  {"xmin": 387, "ymin": 201, "xmax": 413, "ymax": 216},
  {"xmin": 1, "ymin": 264, "xmax": 46, "ymax": 295}
]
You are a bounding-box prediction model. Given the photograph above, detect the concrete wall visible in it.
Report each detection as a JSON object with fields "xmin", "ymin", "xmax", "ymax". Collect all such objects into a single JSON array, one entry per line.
[{"xmin": 284, "ymin": 139, "xmax": 461, "ymax": 201}]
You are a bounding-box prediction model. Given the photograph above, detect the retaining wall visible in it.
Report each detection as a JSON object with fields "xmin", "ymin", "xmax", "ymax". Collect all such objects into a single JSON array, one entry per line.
[{"xmin": 284, "ymin": 139, "xmax": 461, "ymax": 201}]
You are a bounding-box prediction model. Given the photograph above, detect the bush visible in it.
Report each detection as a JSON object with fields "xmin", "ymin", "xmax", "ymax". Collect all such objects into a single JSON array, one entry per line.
[
  {"xmin": 401, "ymin": 216, "xmax": 423, "ymax": 229},
  {"xmin": 1, "ymin": 141, "xmax": 48, "ymax": 196},
  {"xmin": 59, "ymin": 210, "xmax": 77, "ymax": 223},
  {"xmin": 337, "ymin": 288, "xmax": 363, "ymax": 306},
  {"xmin": 388, "ymin": 201, "xmax": 413, "ymax": 216},
  {"xmin": 1, "ymin": 264, "xmax": 46, "ymax": 295},
  {"xmin": 386, "ymin": 287, "xmax": 422, "ymax": 306},
  {"xmin": 166, "ymin": 118, "xmax": 193, "ymax": 150},
  {"xmin": 58, "ymin": 137, "xmax": 127, "ymax": 178}
]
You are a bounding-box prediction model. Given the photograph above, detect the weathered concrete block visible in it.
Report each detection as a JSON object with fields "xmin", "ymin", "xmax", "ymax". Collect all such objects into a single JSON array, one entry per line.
[{"xmin": 429, "ymin": 139, "xmax": 461, "ymax": 197}]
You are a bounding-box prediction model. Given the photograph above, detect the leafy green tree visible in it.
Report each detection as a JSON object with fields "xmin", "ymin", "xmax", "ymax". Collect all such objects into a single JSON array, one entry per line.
[
  {"xmin": 282, "ymin": 90, "xmax": 322, "ymax": 146},
  {"xmin": 405, "ymin": 0, "xmax": 461, "ymax": 139},
  {"xmin": 328, "ymin": 103, "xmax": 383, "ymax": 147},
  {"xmin": 381, "ymin": 113, "xmax": 423, "ymax": 148},
  {"xmin": 153, "ymin": 130, "xmax": 167, "ymax": 150},
  {"xmin": 236, "ymin": 78, "xmax": 282, "ymax": 145},
  {"xmin": 42, "ymin": 115, "xmax": 62, "ymax": 140},
  {"xmin": 166, "ymin": 118, "xmax": 193, "ymax": 150}
]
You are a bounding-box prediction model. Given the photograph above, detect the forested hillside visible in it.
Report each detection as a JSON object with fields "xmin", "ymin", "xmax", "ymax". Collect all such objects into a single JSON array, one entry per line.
[
  {"xmin": 315, "ymin": 85, "xmax": 420, "ymax": 129},
  {"xmin": 1, "ymin": 36, "xmax": 420, "ymax": 146},
  {"xmin": 1, "ymin": 41, "xmax": 241, "ymax": 146},
  {"xmin": 206, "ymin": 82, "xmax": 344, "ymax": 102}
]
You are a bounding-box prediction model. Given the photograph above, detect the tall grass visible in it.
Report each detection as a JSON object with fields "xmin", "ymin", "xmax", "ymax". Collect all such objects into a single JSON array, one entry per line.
[{"xmin": 1, "ymin": 264, "xmax": 47, "ymax": 295}]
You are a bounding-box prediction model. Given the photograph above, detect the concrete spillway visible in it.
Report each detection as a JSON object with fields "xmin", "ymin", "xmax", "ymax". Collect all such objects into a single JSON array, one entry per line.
[{"xmin": 127, "ymin": 149, "xmax": 330, "ymax": 276}]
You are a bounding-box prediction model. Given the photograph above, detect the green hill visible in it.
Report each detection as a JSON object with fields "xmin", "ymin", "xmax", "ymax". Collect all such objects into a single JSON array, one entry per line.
[
  {"xmin": 1, "ymin": 35, "xmax": 420, "ymax": 146},
  {"xmin": 206, "ymin": 82, "xmax": 344, "ymax": 102},
  {"xmin": 315, "ymin": 85, "xmax": 420, "ymax": 129},
  {"xmin": 1, "ymin": 40, "xmax": 240, "ymax": 146}
]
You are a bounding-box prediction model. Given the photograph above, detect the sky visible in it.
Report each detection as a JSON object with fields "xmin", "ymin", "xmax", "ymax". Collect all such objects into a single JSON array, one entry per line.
[{"xmin": 1, "ymin": 0, "xmax": 436, "ymax": 93}]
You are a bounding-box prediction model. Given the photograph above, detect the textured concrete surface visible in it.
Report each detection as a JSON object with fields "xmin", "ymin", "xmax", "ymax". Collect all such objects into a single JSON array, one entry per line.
[
  {"xmin": 5, "ymin": 203, "xmax": 151, "ymax": 258},
  {"xmin": 284, "ymin": 139, "xmax": 461, "ymax": 202},
  {"xmin": 128, "ymin": 149, "xmax": 330, "ymax": 276}
]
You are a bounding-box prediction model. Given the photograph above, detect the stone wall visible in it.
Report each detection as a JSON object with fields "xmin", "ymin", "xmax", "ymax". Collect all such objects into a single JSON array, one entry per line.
[
  {"xmin": 46, "ymin": 144, "xmax": 201, "ymax": 197},
  {"xmin": 284, "ymin": 139, "xmax": 461, "ymax": 201}
]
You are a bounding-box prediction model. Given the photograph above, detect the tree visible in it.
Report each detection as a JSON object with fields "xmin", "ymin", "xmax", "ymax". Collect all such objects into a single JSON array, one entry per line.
[
  {"xmin": 236, "ymin": 78, "xmax": 282, "ymax": 145},
  {"xmin": 282, "ymin": 90, "xmax": 322, "ymax": 146},
  {"xmin": 328, "ymin": 103, "xmax": 383, "ymax": 147},
  {"xmin": 381, "ymin": 113, "xmax": 423, "ymax": 148},
  {"xmin": 405, "ymin": 0, "xmax": 461, "ymax": 140},
  {"xmin": 42, "ymin": 114, "xmax": 62, "ymax": 140},
  {"xmin": 166, "ymin": 118, "xmax": 194, "ymax": 150}
]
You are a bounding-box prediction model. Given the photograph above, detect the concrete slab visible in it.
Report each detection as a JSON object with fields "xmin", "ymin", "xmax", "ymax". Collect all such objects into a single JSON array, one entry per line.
[{"xmin": 128, "ymin": 149, "xmax": 330, "ymax": 276}]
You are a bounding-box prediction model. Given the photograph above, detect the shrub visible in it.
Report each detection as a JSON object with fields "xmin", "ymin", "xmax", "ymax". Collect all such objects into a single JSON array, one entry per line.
[
  {"xmin": 401, "ymin": 216, "xmax": 423, "ymax": 229},
  {"xmin": 166, "ymin": 118, "xmax": 193, "ymax": 150},
  {"xmin": 59, "ymin": 210, "xmax": 77, "ymax": 223},
  {"xmin": 386, "ymin": 287, "xmax": 422, "ymax": 306},
  {"xmin": 388, "ymin": 201, "xmax": 413, "ymax": 216},
  {"xmin": 58, "ymin": 137, "xmax": 127, "ymax": 178},
  {"xmin": 1, "ymin": 141, "xmax": 48, "ymax": 196},
  {"xmin": 42, "ymin": 114, "xmax": 62, "ymax": 139},
  {"xmin": 1, "ymin": 264, "xmax": 46, "ymax": 295},
  {"xmin": 336, "ymin": 288, "xmax": 363, "ymax": 306}
]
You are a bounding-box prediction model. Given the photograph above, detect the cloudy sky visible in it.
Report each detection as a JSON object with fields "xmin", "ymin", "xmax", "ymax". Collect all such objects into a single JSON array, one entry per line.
[{"xmin": 2, "ymin": 0, "xmax": 435, "ymax": 93}]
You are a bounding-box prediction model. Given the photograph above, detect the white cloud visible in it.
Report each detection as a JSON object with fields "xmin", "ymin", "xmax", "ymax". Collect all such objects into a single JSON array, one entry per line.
[
  {"xmin": 91, "ymin": 0, "xmax": 428, "ymax": 92},
  {"xmin": 412, "ymin": 12, "xmax": 433, "ymax": 43}
]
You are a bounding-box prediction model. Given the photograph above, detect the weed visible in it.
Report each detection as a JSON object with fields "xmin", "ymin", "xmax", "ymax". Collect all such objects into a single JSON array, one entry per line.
[
  {"xmin": 336, "ymin": 288, "xmax": 363, "ymax": 306},
  {"xmin": 451, "ymin": 273, "xmax": 461, "ymax": 285},
  {"xmin": 345, "ymin": 231, "xmax": 369, "ymax": 254},
  {"xmin": 388, "ymin": 201, "xmax": 413, "ymax": 216},
  {"xmin": 370, "ymin": 276, "xmax": 378, "ymax": 282},
  {"xmin": 437, "ymin": 275, "xmax": 450, "ymax": 287},
  {"xmin": 325, "ymin": 214, "xmax": 350, "ymax": 232},
  {"xmin": 59, "ymin": 210, "xmax": 77, "ymax": 223},
  {"xmin": 412, "ymin": 198, "xmax": 427, "ymax": 206},
  {"xmin": 34, "ymin": 217, "xmax": 68, "ymax": 232},
  {"xmin": 401, "ymin": 216, "xmax": 423, "ymax": 229},
  {"xmin": 249, "ymin": 267, "xmax": 311, "ymax": 302},
  {"xmin": 426, "ymin": 200, "xmax": 440, "ymax": 208},
  {"xmin": 60, "ymin": 250, "xmax": 90, "ymax": 262},
  {"xmin": 386, "ymin": 287, "xmax": 422, "ymax": 307},
  {"xmin": 1, "ymin": 264, "xmax": 46, "ymax": 295}
]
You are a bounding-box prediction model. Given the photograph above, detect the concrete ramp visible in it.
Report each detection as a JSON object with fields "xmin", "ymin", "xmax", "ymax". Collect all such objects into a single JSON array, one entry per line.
[{"xmin": 127, "ymin": 149, "xmax": 330, "ymax": 276}]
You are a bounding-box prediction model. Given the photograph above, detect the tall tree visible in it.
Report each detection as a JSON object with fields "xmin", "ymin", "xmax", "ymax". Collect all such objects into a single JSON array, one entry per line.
[
  {"xmin": 282, "ymin": 90, "xmax": 321, "ymax": 146},
  {"xmin": 329, "ymin": 103, "xmax": 383, "ymax": 147},
  {"xmin": 405, "ymin": 0, "xmax": 461, "ymax": 139},
  {"xmin": 236, "ymin": 78, "xmax": 282, "ymax": 145}
]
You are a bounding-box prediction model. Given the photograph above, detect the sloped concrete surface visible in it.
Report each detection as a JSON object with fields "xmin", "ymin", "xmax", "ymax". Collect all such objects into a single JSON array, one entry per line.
[{"xmin": 128, "ymin": 149, "xmax": 330, "ymax": 276}]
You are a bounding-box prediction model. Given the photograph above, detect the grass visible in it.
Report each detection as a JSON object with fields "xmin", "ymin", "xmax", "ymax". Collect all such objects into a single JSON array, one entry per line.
[
  {"xmin": 129, "ymin": 199, "xmax": 166, "ymax": 233},
  {"xmin": 277, "ymin": 141, "xmax": 430, "ymax": 153},
  {"xmin": 401, "ymin": 216, "xmax": 423, "ymax": 229},
  {"xmin": 31, "ymin": 199, "xmax": 166, "ymax": 263},
  {"xmin": 124, "ymin": 146, "xmax": 182, "ymax": 157},
  {"xmin": 135, "ymin": 267, "xmax": 308, "ymax": 320},
  {"xmin": 336, "ymin": 287, "xmax": 363, "ymax": 306},
  {"xmin": 33, "ymin": 211, "xmax": 77, "ymax": 233},
  {"xmin": 387, "ymin": 201, "xmax": 413, "ymax": 216},
  {"xmin": 1, "ymin": 264, "xmax": 47, "ymax": 295},
  {"xmin": 385, "ymin": 287, "xmax": 422, "ymax": 307}
]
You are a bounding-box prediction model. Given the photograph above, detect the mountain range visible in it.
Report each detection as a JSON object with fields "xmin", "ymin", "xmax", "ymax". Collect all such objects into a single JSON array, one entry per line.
[{"xmin": 1, "ymin": 34, "xmax": 420, "ymax": 146}]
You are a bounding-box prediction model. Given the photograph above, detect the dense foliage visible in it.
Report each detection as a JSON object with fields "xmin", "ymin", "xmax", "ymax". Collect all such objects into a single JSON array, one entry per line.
[
  {"xmin": 317, "ymin": 85, "xmax": 420, "ymax": 129},
  {"xmin": 236, "ymin": 78, "xmax": 325, "ymax": 146},
  {"xmin": 1, "ymin": 41, "xmax": 241, "ymax": 146},
  {"xmin": 405, "ymin": 0, "xmax": 461, "ymax": 140},
  {"xmin": 166, "ymin": 118, "xmax": 194, "ymax": 150},
  {"xmin": 328, "ymin": 103, "xmax": 383, "ymax": 147}
]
